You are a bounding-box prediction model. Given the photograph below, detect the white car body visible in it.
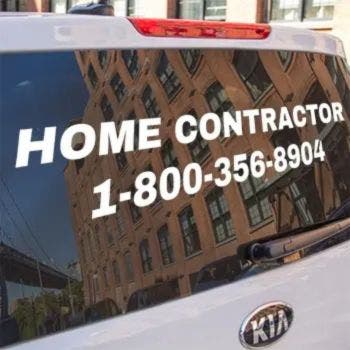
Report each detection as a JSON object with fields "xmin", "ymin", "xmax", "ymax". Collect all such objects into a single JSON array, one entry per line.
[
  {"xmin": 1, "ymin": 13, "xmax": 349, "ymax": 350},
  {"xmin": 11, "ymin": 239, "xmax": 350, "ymax": 350}
]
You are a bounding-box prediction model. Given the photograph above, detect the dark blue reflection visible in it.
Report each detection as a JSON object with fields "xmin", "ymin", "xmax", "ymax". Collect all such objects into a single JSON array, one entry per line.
[{"xmin": 0, "ymin": 52, "xmax": 88, "ymax": 280}]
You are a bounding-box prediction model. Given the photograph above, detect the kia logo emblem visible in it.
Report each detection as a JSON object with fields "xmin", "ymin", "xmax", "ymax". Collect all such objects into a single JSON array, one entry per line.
[{"xmin": 239, "ymin": 302, "xmax": 293, "ymax": 348}]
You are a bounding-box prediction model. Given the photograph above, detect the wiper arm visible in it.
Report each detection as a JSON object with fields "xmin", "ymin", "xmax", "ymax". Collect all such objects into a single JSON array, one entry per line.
[{"xmin": 248, "ymin": 217, "xmax": 350, "ymax": 263}]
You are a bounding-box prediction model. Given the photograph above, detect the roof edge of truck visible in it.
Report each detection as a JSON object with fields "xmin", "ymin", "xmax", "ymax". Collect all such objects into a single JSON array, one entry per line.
[{"xmin": 0, "ymin": 15, "xmax": 345, "ymax": 58}]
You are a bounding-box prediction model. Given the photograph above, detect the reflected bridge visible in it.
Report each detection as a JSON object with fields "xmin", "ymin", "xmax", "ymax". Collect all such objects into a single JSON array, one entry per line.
[{"xmin": 0, "ymin": 242, "xmax": 71, "ymax": 319}]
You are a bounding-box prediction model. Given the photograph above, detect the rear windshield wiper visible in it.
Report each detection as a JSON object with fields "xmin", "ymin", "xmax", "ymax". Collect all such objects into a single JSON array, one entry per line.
[{"xmin": 248, "ymin": 217, "xmax": 350, "ymax": 263}]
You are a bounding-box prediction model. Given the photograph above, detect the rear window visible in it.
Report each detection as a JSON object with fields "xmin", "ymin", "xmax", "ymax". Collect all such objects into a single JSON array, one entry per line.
[{"xmin": 0, "ymin": 48, "xmax": 349, "ymax": 346}]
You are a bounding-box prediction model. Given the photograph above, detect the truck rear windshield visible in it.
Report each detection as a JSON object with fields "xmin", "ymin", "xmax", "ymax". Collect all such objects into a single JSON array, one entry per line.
[{"xmin": 0, "ymin": 48, "xmax": 349, "ymax": 346}]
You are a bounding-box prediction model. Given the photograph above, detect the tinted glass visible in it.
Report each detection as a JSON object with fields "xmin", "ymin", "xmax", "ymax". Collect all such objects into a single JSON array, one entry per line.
[{"xmin": 0, "ymin": 49, "xmax": 349, "ymax": 347}]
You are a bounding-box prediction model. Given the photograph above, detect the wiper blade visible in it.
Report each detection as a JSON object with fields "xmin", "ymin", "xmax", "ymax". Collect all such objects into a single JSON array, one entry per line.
[{"xmin": 248, "ymin": 217, "xmax": 350, "ymax": 263}]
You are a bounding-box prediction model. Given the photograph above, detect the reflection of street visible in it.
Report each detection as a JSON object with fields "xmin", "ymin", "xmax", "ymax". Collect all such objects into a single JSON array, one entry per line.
[{"xmin": 63, "ymin": 48, "xmax": 350, "ymax": 316}]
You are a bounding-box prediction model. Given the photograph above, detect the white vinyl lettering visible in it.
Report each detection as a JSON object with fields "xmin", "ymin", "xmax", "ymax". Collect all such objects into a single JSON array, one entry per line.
[
  {"xmin": 92, "ymin": 179, "xmax": 116, "ymax": 219},
  {"xmin": 223, "ymin": 110, "xmax": 243, "ymax": 137},
  {"xmin": 261, "ymin": 108, "xmax": 277, "ymax": 132},
  {"xmin": 175, "ymin": 114, "xmax": 197, "ymax": 144},
  {"xmin": 60, "ymin": 124, "xmax": 95, "ymax": 160},
  {"xmin": 199, "ymin": 113, "xmax": 221, "ymax": 141},
  {"xmin": 331, "ymin": 102, "xmax": 344, "ymax": 122},
  {"xmin": 15, "ymin": 127, "xmax": 56, "ymax": 168},
  {"xmin": 138, "ymin": 117, "xmax": 161, "ymax": 150},
  {"xmin": 243, "ymin": 109, "xmax": 260, "ymax": 134},
  {"xmin": 99, "ymin": 120, "xmax": 134, "ymax": 155}
]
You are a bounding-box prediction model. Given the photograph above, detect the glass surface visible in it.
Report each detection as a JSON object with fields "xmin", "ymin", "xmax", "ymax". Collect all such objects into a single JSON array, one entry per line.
[
  {"xmin": 204, "ymin": 0, "xmax": 226, "ymax": 21},
  {"xmin": 178, "ymin": 0, "xmax": 227, "ymax": 20},
  {"xmin": 271, "ymin": 0, "xmax": 335, "ymax": 21},
  {"xmin": 304, "ymin": 0, "xmax": 334, "ymax": 20},
  {"xmin": 0, "ymin": 49, "xmax": 350, "ymax": 347},
  {"xmin": 178, "ymin": 0, "xmax": 204, "ymax": 19},
  {"xmin": 271, "ymin": 0, "xmax": 303, "ymax": 21}
]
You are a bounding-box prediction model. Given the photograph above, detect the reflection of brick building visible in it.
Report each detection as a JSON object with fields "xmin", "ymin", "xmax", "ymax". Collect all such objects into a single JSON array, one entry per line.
[{"xmin": 64, "ymin": 47, "xmax": 350, "ymax": 311}]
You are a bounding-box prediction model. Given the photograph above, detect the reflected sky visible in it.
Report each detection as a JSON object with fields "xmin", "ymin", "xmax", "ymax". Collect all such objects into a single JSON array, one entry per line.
[{"xmin": 0, "ymin": 52, "xmax": 88, "ymax": 277}]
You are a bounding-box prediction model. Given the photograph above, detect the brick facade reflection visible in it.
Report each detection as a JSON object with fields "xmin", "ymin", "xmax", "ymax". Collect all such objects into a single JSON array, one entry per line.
[{"xmin": 64, "ymin": 49, "xmax": 350, "ymax": 312}]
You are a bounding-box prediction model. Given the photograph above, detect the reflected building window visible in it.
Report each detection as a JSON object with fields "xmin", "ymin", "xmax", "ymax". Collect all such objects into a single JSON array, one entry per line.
[
  {"xmin": 161, "ymin": 139, "xmax": 179, "ymax": 168},
  {"xmin": 239, "ymin": 175, "xmax": 272, "ymax": 226},
  {"xmin": 124, "ymin": 252, "xmax": 134, "ymax": 282},
  {"xmin": 122, "ymin": 50, "xmax": 140, "ymax": 79},
  {"xmin": 115, "ymin": 123, "xmax": 128, "ymax": 170},
  {"xmin": 206, "ymin": 187, "xmax": 235, "ymax": 243},
  {"xmin": 271, "ymin": 127, "xmax": 300, "ymax": 149},
  {"xmin": 278, "ymin": 50, "xmax": 293, "ymax": 70},
  {"xmin": 100, "ymin": 94, "xmax": 114, "ymax": 121},
  {"xmin": 142, "ymin": 85, "xmax": 161, "ymax": 118},
  {"xmin": 139, "ymin": 239, "xmax": 153, "ymax": 273},
  {"xmin": 303, "ymin": 81, "xmax": 328, "ymax": 133},
  {"xmin": 129, "ymin": 185, "xmax": 142, "ymax": 223},
  {"xmin": 112, "ymin": 260, "xmax": 121, "ymax": 285},
  {"xmin": 157, "ymin": 225, "xmax": 175, "ymax": 265},
  {"xmin": 292, "ymin": 170, "xmax": 324, "ymax": 223},
  {"xmin": 161, "ymin": 139, "xmax": 179, "ymax": 190},
  {"xmin": 325, "ymin": 56, "xmax": 346, "ymax": 97},
  {"xmin": 115, "ymin": 149, "xmax": 128, "ymax": 170},
  {"xmin": 98, "ymin": 50, "xmax": 109, "ymax": 70},
  {"xmin": 178, "ymin": 206, "xmax": 201, "ymax": 256},
  {"xmin": 110, "ymin": 73, "xmax": 127, "ymax": 102},
  {"xmin": 180, "ymin": 49, "xmax": 201, "ymax": 74},
  {"xmin": 233, "ymin": 50, "xmax": 272, "ymax": 101},
  {"xmin": 184, "ymin": 110, "xmax": 210, "ymax": 163},
  {"xmin": 325, "ymin": 56, "xmax": 349, "ymax": 116},
  {"xmin": 289, "ymin": 182, "xmax": 314, "ymax": 225},
  {"xmin": 156, "ymin": 52, "xmax": 182, "ymax": 100},
  {"xmin": 205, "ymin": 81, "xmax": 235, "ymax": 115},
  {"xmin": 88, "ymin": 64, "xmax": 98, "ymax": 89}
]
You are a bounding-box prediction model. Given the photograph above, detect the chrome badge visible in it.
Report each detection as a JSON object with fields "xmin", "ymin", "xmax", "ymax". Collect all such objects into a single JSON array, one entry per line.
[{"xmin": 239, "ymin": 302, "xmax": 293, "ymax": 348}]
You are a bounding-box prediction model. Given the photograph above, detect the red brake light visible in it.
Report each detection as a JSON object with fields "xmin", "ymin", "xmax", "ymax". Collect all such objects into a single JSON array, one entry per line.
[{"xmin": 128, "ymin": 18, "xmax": 271, "ymax": 40}]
